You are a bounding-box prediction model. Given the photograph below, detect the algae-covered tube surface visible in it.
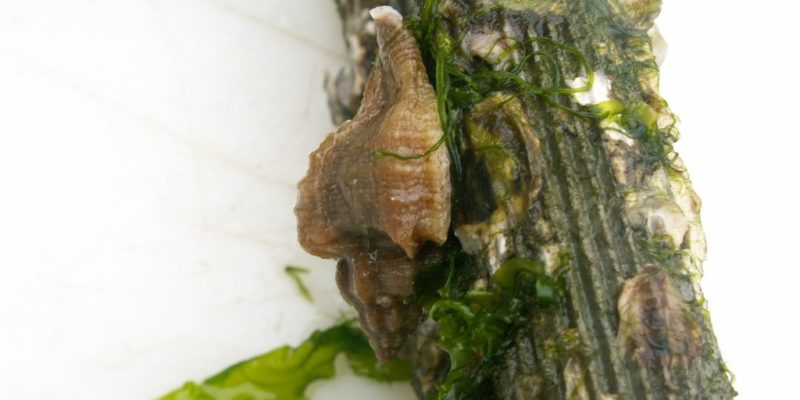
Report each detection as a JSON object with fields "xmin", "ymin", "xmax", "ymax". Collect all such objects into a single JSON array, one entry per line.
[
  {"xmin": 321, "ymin": 0, "xmax": 735, "ymax": 398},
  {"xmin": 162, "ymin": 0, "xmax": 735, "ymax": 399}
]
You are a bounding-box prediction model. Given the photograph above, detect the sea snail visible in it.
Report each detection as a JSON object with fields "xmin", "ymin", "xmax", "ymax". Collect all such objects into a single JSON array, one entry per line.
[{"xmin": 295, "ymin": 6, "xmax": 450, "ymax": 361}]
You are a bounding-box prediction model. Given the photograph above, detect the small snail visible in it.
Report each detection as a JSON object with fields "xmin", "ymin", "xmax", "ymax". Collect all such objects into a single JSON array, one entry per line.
[
  {"xmin": 336, "ymin": 245, "xmax": 443, "ymax": 362},
  {"xmin": 295, "ymin": 6, "xmax": 450, "ymax": 361}
]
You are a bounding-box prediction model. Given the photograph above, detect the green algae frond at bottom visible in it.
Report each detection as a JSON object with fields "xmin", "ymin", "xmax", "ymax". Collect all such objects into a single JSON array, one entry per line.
[{"xmin": 159, "ymin": 322, "xmax": 412, "ymax": 400}]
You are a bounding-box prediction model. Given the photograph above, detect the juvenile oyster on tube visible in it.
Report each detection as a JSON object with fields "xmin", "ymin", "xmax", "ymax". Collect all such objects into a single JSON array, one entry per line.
[{"xmin": 295, "ymin": 6, "xmax": 450, "ymax": 361}]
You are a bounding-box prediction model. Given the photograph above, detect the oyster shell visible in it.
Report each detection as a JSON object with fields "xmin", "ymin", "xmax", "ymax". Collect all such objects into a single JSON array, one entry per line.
[{"xmin": 617, "ymin": 266, "xmax": 700, "ymax": 369}]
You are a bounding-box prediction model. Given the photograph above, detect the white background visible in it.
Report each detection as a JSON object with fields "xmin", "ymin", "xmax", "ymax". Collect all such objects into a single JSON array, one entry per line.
[{"xmin": 0, "ymin": 1, "xmax": 797, "ymax": 399}]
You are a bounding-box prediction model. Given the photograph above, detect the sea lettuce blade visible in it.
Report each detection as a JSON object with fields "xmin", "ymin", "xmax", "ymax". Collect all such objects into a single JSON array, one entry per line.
[{"xmin": 159, "ymin": 322, "xmax": 411, "ymax": 400}]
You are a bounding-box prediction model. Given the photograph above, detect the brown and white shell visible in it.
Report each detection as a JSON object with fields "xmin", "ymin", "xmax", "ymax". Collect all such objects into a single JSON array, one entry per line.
[
  {"xmin": 295, "ymin": 6, "xmax": 450, "ymax": 260},
  {"xmin": 617, "ymin": 266, "xmax": 700, "ymax": 369},
  {"xmin": 295, "ymin": 6, "xmax": 451, "ymax": 361},
  {"xmin": 336, "ymin": 245, "xmax": 443, "ymax": 362}
]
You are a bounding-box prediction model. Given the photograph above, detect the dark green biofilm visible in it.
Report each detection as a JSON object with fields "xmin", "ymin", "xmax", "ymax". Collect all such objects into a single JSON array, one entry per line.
[{"xmin": 162, "ymin": 1, "xmax": 735, "ymax": 399}]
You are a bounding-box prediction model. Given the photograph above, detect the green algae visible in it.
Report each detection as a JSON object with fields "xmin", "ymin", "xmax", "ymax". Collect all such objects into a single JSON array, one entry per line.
[
  {"xmin": 159, "ymin": 322, "xmax": 411, "ymax": 400},
  {"xmin": 414, "ymin": 251, "xmax": 563, "ymax": 399},
  {"xmin": 284, "ymin": 265, "xmax": 313, "ymax": 303}
]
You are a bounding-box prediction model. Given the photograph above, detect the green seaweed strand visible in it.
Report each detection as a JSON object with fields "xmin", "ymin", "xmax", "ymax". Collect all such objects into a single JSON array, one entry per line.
[
  {"xmin": 159, "ymin": 322, "xmax": 411, "ymax": 400},
  {"xmin": 424, "ymin": 257, "xmax": 562, "ymax": 399},
  {"xmin": 284, "ymin": 265, "xmax": 313, "ymax": 303},
  {"xmin": 375, "ymin": 0, "xmax": 596, "ymax": 163}
]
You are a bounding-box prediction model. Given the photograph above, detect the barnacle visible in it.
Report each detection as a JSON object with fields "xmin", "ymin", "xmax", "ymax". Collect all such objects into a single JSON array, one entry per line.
[{"xmin": 295, "ymin": 6, "xmax": 450, "ymax": 361}]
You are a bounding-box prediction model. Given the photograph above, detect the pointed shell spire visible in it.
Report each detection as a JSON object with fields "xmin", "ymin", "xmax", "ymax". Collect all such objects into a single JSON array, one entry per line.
[
  {"xmin": 295, "ymin": 6, "xmax": 450, "ymax": 260},
  {"xmin": 295, "ymin": 6, "xmax": 450, "ymax": 361}
]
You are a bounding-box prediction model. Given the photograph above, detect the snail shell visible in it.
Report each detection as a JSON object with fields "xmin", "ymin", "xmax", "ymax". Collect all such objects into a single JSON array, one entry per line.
[
  {"xmin": 295, "ymin": 6, "xmax": 450, "ymax": 260},
  {"xmin": 336, "ymin": 245, "xmax": 443, "ymax": 362},
  {"xmin": 295, "ymin": 6, "xmax": 450, "ymax": 361}
]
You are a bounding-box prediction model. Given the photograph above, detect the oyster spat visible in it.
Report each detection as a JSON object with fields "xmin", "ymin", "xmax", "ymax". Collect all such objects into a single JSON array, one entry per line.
[
  {"xmin": 618, "ymin": 267, "xmax": 700, "ymax": 369},
  {"xmin": 296, "ymin": 6, "xmax": 450, "ymax": 361},
  {"xmin": 616, "ymin": 266, "xmax": 706, "ymax": 398}
]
